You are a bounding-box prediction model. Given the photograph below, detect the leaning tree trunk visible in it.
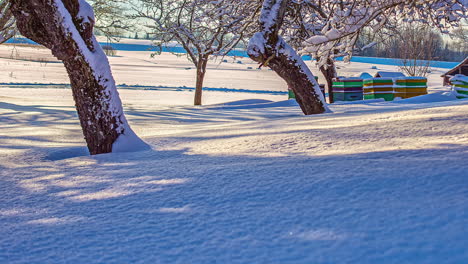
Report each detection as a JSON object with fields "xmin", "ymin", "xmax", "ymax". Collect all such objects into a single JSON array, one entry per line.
[
  {"xmin": 194, "ymin": 56, "xmax": 208, "ymax": 106},
  {"xmin": 248, "ymin": 0, "xmax": 326, "ymax": 115},
  {"xmin": 10, "ymin": 0, "xmax": 148, "ymax": 154},
  {"xmin": 319, "ymin": 58, "xmax": 338, "ymax": 103}
]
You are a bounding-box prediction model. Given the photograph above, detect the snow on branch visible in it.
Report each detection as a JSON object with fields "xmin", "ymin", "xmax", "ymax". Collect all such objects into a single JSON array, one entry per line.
[
  {"xmin": 296, "ymin": 0, "xmax": 467, "ymax": 67},
  {"xmin": 259, "ymin": 0, "xmax": 285, "ymax": 33},
  {"xmin": 0, "ymin": 0, "xmax": 16, "ymax": 44},
  {"xmin": 133, "ymin": 0, "xmax": 261, "ymax": 63}
]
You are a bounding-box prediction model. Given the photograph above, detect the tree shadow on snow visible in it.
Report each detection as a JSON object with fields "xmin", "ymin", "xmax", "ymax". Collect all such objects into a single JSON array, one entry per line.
[
  {"xmin": 2, "ymin": 95, "xmax": 468, "ymax": 263},
  {"xmin": 1, "ymin": 144, "xmax": 468, "ymax": 263}
]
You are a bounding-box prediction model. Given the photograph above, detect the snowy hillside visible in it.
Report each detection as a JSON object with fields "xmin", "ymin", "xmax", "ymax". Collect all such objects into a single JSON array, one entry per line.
[{"xmin": 0, "ymin": 44, "xmax": 451, "ymax": 93}]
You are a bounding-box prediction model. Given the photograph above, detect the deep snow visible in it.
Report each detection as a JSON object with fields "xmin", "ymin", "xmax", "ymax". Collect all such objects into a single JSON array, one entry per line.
[{"xmin": 1, "ymin": 46, "xmax": 468, "ymax": 264}]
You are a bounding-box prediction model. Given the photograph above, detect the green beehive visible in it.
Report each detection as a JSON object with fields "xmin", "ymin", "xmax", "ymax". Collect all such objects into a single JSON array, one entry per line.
[
  {"xmin": 288, "ymin": 89, "xmax": 296, "ymax": 99},
  {"xmin": 363, "ymin": 78, "xmax": 394, "ymax": 101},
  {"xmin": 332, "ymin": 78, "xmax": 363, "ymax": 102},
  {"xmin": 451, "ymin": 75, "xmax": 468, "ymax": 99}
]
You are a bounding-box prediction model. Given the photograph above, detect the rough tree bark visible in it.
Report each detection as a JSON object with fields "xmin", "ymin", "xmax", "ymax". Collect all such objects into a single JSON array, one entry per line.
[
  {"xmin": 194, "ymin": 55, "xmax": 208, "ymax": 106},
  {"xmin": 10, "ymin": 0, "xmax": 147, "ymax": 154},
  {"xmin": 248, "ymin": 0, "xmax": 326, "ymax": 115},
  {"xmin": 319, "ymin": 58, "xmax": 337, "ymax": 103}
]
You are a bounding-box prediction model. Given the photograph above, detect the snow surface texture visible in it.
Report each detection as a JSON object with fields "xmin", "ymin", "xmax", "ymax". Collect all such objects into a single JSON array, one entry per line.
[
  {"xmin": 375, "ymin": 71, "xmax": 406, "ymax": 78},
  {"xmin": 1, "ymin": 46, "xmax": 468, "ymax": 263},
  {"xmin": 2, "ymin": 88, "xmax": 468, "ymax": 264},
  {"xmin": 6, "ymin": 36, "xmax": 461, "ymax": 69},
  {"xmin": 0, "ymin": 45, "xmax": 451, "ymax": 93}
]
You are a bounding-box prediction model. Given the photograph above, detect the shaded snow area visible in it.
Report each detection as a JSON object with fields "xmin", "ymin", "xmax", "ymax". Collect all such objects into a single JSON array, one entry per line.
[
  {"xmin": 0, "ymin": 45, "xmax": 467, "ymax": 263},
  {"xmin": 1, "ymin": 87, "xmax": 468, "ymax": 264}
]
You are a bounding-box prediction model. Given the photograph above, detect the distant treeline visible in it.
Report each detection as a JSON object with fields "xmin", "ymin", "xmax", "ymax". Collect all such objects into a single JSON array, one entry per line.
[{"xmin": 356, "ymin": 24, "xmax": 467, "ymax": 63}]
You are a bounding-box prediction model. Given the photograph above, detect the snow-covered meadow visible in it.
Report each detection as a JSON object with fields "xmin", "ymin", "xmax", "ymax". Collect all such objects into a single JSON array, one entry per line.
[{"xmin": 1, "ymin": 44, "xmax": 467, "ymax": 263}]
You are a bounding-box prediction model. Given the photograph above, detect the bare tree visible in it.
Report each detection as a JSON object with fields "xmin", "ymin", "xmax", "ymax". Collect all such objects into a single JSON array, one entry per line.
[
  {"xmin": 248, "ymin": 0, "xmax": 327, "ymax": 115},
  {"xmin": 301, "ymin": 0, "xmax": 467, "ymax": 66},
  {"xmin": 89, "ymin": 0, "xmax": 131, "ymax": 40},
  {"xmin": 3, "ymin": 0, "xmax": 132, "ymax": 43},
  {"xmin": 359, "ymin": 23, "xmax": 444, "ymax": 76},
  {"xmin": 0, "ymin": 0, "xmax": 15, "ymax": 44},
  {"xmin": 394, "ymin": 24, "xmax": 442, "ymax": 76},
  {"xmin": 452, "ymin": 19, "xmax": 468, "ymax": 54},
  {"xmin": 9, "ymin": 0, "xmax": 148, "ymax": 154},
  {"xmin": 134, "ymin": 0, "xmax": 261, "ymax": 106},
  {"xmin": 281, "ymin": 1, "xmax": 338, "ymax": 103}
]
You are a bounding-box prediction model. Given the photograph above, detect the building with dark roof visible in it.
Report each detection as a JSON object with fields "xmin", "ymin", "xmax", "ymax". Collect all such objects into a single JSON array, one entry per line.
[{"xmin": 442, "ymin": 57, "xmax": 468, "ymax": 86}]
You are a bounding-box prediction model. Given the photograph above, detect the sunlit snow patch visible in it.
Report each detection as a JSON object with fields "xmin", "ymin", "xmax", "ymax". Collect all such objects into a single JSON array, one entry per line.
[{"xmin": 290, "ymin": 229, "xmax": 348, "ymax": 241}]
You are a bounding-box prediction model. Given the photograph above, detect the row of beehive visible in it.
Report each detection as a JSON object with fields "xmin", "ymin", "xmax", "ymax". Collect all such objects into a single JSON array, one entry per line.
[
  {"xmin": 332, "ymin": 77, "xmax": 428, "ymax": 102},
  {"xmin": 451, "ymin": 75, "xmax": 468, "ymax": 99}
]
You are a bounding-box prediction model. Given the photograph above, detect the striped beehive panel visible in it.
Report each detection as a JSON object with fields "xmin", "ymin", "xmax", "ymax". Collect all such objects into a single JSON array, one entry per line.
[
  {"xmin": 332, "ymin": 78, "xmax": 363, "ymax": 101},
  {"xmin": 333, "ymin": 92, "xmax": 363, "ymax": 101},
  {"xmin": 363, "ymin": 78, "xmax": 394, "ymax": 101},
  {"xmin": 394, "ymin": 77, "xmax": 428, "ymax": 99},
  {"xmin": 451, "ymin": 75, "xmax": 468, "ymax": 99},
  {"xmin": 394, "ymin": 79, "xmax": 407, "ymax": 98}
]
